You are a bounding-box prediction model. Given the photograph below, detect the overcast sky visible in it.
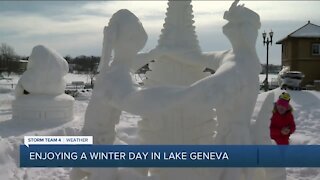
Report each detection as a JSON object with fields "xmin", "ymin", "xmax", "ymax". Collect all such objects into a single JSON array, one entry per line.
[{"xmin": 1, "ymin": 1, "xmax": 320, "ymax": 65}]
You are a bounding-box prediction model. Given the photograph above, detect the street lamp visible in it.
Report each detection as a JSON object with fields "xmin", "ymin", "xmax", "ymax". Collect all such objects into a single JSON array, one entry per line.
[{"xmin": 262, "ymin": 30, "xmax": 273, "ymax": 91}]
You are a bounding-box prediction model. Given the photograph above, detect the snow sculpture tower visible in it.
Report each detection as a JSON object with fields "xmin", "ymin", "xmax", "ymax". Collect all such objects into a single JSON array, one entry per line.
[
  {"xmin": 144, "ymin": 0, "xmax": 209, "ymax": 86},
  {"xmin": 141, "ymin": 0, "xmax": 215, "ymax": 144},
  {"xmin": 12, "ymin": 45, "xmax": 74, "ymax": 122},
  {"xmin": 139, "ymin": 1, "xmax": 216, "ymax": 179}
]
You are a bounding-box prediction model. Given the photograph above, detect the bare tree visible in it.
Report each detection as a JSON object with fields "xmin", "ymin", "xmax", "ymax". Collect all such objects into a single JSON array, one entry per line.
[
  {"xmin": 0, "ymin": 43, "xmax": 16, "ymax": 57},
  {"xmin": 0, "ymin": 43, "xmax": 18, "ymax": 76}
]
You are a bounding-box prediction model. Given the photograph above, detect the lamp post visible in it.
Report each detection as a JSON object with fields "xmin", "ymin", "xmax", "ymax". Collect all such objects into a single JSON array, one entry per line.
[{"xmin": 262, "ymin": 30, "xmax": 273, "ymax": 91}]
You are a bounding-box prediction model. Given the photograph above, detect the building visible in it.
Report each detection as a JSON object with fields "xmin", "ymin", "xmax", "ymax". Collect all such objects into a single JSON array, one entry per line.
[
  {"xmin": 16, "ymin": 60, "xmax": 28, "ymax": 72},
  {"xmin": 0, "ymin": 59, "xmax": 28, "ymax": 74},
  {"xmin": 276, "ymin": 21, "xmax": 320, "ymax": 86}
]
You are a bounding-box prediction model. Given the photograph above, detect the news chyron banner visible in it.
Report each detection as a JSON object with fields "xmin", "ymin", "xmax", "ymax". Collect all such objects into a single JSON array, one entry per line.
[{"xmin": 21, "ymin": 136, "xmax": 320, "ymax": 167}]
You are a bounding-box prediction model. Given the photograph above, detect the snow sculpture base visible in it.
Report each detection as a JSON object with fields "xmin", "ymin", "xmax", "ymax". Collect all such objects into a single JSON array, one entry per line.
[{"xmin": 12, "ymin": 94, "xmax": 74, "ymax": 122}]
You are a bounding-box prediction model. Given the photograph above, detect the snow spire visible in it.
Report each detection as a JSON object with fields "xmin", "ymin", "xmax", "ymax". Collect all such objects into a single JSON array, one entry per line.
[
  {"xmin": 156, "ymin": 0, "xmax": 201, "ymax": 53},
  {"xmin": 144, "ymin": 0, "xmax": 208, "ymax": 87}
]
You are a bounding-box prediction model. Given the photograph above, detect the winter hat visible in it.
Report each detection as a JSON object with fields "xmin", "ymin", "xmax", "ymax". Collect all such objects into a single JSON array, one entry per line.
[
  {"xmin": 276, "ymin": 92, "xmax": 291, "ymax": 108},
  {"xmin": 279, "ymin": 92, "xmax": 291, "ymax": 101},
  {"xmin": 276, "ymin": 98, "xmax": 289, "ymax": 109}
]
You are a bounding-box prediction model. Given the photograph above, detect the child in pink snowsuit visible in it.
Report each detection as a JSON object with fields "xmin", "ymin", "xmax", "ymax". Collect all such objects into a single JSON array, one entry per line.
[{"xmin": 270, "ymin": 92, "xmax": 296, "ymax": 145}]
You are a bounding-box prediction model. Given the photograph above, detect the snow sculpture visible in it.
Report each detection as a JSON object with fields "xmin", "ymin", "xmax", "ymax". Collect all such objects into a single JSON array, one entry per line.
[
  {"xmin": 16, "ymin": 45, "xmax": 69, "ymax": 96},
  {"xmin": 210, "ymin": 0, "xmax": 262, "ymax": 145},
  {"xmin": 75, "ymin": 8, "xmax": 217, "ymax": 180},
  {"xmin": 12, "ymin": 45, "xmax": 74, "ymax": 122},
  {"xmin": 71, "ymin": 9, "xmax": 148, "ymax": 180},
  {"xmin": 132, "ymin": 0, "xmax": 262, "ymax": 179},
  {"xmin": 132, "ymin": 1, "xmax": 217, "ymax": 179},
  {"xmin": 74, "ymin": 1, "xmax": 284, "ymax": 180},
  {"xmin": 82, "ymin": 9, "xmax": 148, "ymax": 145},
  {"xmin": 277, "ymin": 66, "xmax": 290, "ymax": 87},
  {"xmin": 145, "ymin": 0, "xmax": 208, "ymax": 86},
  {"xmin": 199, "ymin": 1, "xmax": 262, "ymax": 179}
]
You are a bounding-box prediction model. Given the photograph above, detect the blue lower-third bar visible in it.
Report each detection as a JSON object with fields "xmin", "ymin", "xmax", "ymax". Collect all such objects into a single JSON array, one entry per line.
[{"xmin": 20, "ymin": 145, "xmax": 320, "ymax": 167}]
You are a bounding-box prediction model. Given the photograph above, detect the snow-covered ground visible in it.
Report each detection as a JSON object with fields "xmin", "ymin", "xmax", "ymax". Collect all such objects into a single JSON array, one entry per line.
[{"xmin": 0, "ymin": 73, "xmax": 319, "ymax": 180}]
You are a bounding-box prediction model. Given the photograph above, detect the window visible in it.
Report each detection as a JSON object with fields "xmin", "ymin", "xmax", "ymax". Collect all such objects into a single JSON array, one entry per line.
[
  {"xmin": 282, "ymin": 44, "xmax": 287, "ymax": 57},
  {"xmin": 312, "ymin": 43, "xmax": 320, "ymax": 55}
]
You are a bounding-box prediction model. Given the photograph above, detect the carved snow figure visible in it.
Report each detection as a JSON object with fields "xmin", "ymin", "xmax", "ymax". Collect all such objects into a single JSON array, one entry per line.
[
  {"xmin": 71, "ymin": 9, "xmax": 148, "ymax": 180},
  {"xmin": 12, "ymin": 45, "xmax": 74, "ymax": 122},
  {"xmin": 199, "ymin": 1, "xmax": 262, "ymax": 179},
  {"xmin": 82, "ymin": 9, "xmax": 148, "ymax": 145},
  {"xmin": 212, "ymin": 0, "xmax": 261, "ymax": 152},
  {"xmin": 15, "ymin": 45, "xmax": 69, "ymax": 96}
]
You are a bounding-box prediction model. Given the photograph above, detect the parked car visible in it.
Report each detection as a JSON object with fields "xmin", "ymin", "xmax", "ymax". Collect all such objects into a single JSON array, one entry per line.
[{"xmin": 280, "ymin": 71, "xmax": 305, "ymax": 90}]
